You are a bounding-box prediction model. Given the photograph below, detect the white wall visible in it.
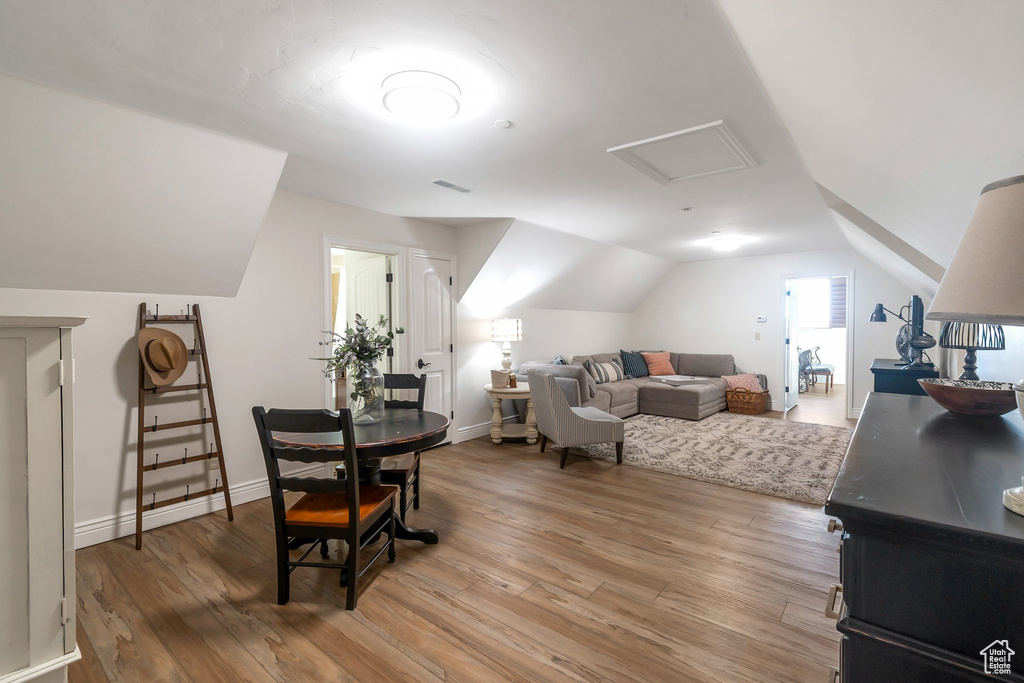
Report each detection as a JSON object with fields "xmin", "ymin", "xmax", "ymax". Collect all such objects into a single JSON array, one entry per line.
[
  {"xmin": 629, "ymin": 248, "xmax": 917, "ymax": 415},
  {"xmin": 0, "ymin": 189, "xmax": 456, "ymax": 548},
  {"xmin": 455, "ymin": 305, "xmax": 633, "ymax": 438}
]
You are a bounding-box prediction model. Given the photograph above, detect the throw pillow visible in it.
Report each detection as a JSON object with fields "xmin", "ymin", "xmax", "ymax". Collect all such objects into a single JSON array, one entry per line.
[
  {"xmin": 642, "ymin": 351, "xmax": 674, "ymax": 376},
  {"xmin": 570, "ymin": 358, "xmax": 598, "ymax": 398},
  {"xmin": 620, "ymin": 349, "xmax": 649, "ymax": 378},
  {"xmin": 585, "ymin": 358, "xmax": 625, "ymax": 384},
  {"xmin": 723, "ymin": 373, "xmax": 763, "ymax": 392},
  {"xmin": 552, "ymin": 355, "xmax": 567, "ymax": 365}
]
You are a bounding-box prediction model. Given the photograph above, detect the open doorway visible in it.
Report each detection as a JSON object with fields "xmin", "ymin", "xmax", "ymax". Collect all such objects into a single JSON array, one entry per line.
[
  {"xmin": 329, "ymin": 247, "xmax": 397, "ymax": 409},
  {"xmin": 784, "ymin": 275, "xmax": 851, "ymax": 425}
]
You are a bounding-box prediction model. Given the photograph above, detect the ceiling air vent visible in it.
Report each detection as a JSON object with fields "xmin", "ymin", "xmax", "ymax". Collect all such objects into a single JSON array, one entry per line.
[
  {"xmin": 432, "ymin": 179, "xmax": 473, "ymax": 193},
  {"xmin": 607, "ymin": 120, "xmax": 756, "ymax": 185}
]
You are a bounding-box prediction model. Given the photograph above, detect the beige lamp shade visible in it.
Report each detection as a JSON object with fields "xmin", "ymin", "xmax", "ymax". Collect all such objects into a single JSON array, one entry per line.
[
  {"xmin": 927, "ymin": 175, "xmax": 1024, "ymax": 324},
  {"xmin": 491, "ymin": 318, "xmax": 522, "ymax": 342}
]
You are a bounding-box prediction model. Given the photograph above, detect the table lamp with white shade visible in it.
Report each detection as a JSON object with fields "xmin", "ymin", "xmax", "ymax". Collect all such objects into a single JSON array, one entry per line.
[
  {"xmin": 924, "ymin": 174, "xmax": 1024, "ymax": 514},
  {"xmin": 491, "ymin": 318, "xmax": 522, "ymax": 371}
]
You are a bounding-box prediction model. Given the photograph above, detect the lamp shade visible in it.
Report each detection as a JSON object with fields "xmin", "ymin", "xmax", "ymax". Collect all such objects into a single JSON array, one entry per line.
[
  {"xmin": 869, "ymin": 304, "xmax": 887, "ymax": 322},
  {"xmin": 491, "ymin": 318, "xmax": 522, "ymax": 342},
  {"xmin": 927, "ymin": 175, "xmax": 1024, "ymax": 324},
  {"xmin": 938, "ymin": 321, "xmax": 1005, "ymax": 351}
]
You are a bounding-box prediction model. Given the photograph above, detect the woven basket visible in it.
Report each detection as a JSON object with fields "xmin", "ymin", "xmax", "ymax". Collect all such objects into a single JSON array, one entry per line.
[{"xmin": 726, "ymin": 387, "xmax": 769, "ymax": 415}]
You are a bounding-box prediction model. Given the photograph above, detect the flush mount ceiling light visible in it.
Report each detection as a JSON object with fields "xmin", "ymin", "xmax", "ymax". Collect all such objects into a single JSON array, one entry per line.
[
  {"xmin": 381, "ymin": 70, "xmax": 461, "ymax": 122},
  {"xmin": 709, "ymin": 231, "xmax": 744, "ymax": 252}
]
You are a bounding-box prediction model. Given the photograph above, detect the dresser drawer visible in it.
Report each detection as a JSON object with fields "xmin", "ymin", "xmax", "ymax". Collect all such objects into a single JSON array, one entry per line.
[
  {"xmin": 840, "ymin": 619, "xmax": 1024, "ymax": 682},
  {"xmin": 843, "ymin": 529, "xmax": 1024, "ymax": 660}
]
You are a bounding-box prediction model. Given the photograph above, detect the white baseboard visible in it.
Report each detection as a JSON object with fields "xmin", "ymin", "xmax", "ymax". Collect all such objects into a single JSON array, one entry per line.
[
  {"xmin": 73, "ymin": 464, "xmax": 322, "ymax": 549},
  {"xmin": 455, "ymin": 415, "xmax": 517, "ymax": 443}
]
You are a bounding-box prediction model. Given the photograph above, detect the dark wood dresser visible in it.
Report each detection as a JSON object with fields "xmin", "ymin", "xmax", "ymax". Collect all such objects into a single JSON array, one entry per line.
[
  {"xmin": 825, "ymin": 392, "xmax": 1024, "ymax": 681},
  {"xmin": 869, "ymin": 358, "xmax": 939, "ymax": 396}
]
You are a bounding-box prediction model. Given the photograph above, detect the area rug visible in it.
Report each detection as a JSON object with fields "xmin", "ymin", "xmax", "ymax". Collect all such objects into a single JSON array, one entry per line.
[{"xmin": 577, "ymin": 413, "xmax": 852, "ymax": 505}]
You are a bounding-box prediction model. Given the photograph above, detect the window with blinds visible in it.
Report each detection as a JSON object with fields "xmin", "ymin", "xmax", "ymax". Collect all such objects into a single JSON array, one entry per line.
[{"xmin": 830, "ymin": 277, "xmax": 847, "ymax": 328}]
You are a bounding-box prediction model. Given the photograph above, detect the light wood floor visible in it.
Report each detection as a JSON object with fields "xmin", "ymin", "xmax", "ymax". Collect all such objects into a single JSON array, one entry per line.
[
  {"xmin": 774, "ymin": 383, "xmax": 857, "ymax": 428},
  {"xmin": 71, "ymin": 406, "xmax": 849, "ymax": 683}
]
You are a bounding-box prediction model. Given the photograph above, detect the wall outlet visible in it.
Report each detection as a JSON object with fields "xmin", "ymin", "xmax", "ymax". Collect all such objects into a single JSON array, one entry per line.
[
  {"xmin": 208, "ymin": 456, "xmax": 219, "ymax": 471},
  {"xmin": 754, "ymin": 332, "xmax": 761, "ymax": 341}
]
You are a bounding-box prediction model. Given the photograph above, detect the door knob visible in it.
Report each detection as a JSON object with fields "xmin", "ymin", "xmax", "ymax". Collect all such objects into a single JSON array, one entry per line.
[{"xmin": 417, "ymin": 359, "xmax": 431, "ymax": 369}]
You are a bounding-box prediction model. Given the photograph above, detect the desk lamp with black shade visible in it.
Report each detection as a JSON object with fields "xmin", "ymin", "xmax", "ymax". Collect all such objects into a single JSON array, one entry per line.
[
  {"xmin": 923, "ymin": 174, "xmax": 1024, "ymax": 515},
  {"xmin": 868, "ymin": 295, "xmax": 936, "ymax": 369}
]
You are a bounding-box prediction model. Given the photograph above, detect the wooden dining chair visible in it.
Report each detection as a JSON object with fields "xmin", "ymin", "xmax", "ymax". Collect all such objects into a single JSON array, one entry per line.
[
  {"xmin": 252, "ymin": 407, "xmax": 397, "ymax": 610},
  {"xmin": 379, "ymin": 373, "xmax": 427, "ymax": 521}
]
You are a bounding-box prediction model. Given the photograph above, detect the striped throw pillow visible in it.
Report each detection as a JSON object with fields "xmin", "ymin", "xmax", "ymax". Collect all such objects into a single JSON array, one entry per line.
[
  {"xmin": 620, "ymin": 349, "xmax": 649, "ymax": 378},
  {"xmin": 585, "ymin": 359, "xmax": 625, "ymax": 384}
]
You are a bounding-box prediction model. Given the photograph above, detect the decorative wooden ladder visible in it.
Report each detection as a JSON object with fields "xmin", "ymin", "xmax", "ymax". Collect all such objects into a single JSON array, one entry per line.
[{"xmin": 135, "ymin": 302, "xmax": 233, "ymax": 549}]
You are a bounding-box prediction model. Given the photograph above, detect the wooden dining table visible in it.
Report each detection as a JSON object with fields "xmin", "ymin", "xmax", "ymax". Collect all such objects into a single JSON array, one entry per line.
[{"xmin": 272, "ymin": 408, "xmax": 449, "ymax": 544}]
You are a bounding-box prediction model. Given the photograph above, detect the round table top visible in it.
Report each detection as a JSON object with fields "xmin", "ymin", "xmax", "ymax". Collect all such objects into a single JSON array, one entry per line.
[
  {"xmin": 484, "ymin": 382, "xmax": 531, "ymax": 394},
  {"xmin": 272, "ymin": 409, "xmax": 450, "ymax": 459}
]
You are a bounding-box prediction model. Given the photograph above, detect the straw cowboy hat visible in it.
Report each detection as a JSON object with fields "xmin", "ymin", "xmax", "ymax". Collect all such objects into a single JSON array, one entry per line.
[{"xmin": 138, "ymin": 328, "xmax": 188, "ymax": 386}]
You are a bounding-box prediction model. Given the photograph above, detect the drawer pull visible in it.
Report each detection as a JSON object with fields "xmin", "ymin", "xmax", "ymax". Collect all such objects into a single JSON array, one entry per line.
[
  {"xmin": 825, "ymin": 583, "xmax": 843, "ymax": 619},
  {"xmin": 828, "ymin": 519, "xmax": 844, "ymax": 534}
]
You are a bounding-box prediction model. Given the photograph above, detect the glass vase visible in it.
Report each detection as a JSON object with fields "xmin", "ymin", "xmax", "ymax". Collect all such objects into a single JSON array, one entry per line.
[{"xmin": 348, "ymin": 363, "xmax": 385, "ymax": 424}]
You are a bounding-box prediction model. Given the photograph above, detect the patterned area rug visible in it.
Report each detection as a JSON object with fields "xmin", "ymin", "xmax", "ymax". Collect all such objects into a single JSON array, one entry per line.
[{"xmin": 577, "ymin": 412, "xmax": 852, "ymax": 505}]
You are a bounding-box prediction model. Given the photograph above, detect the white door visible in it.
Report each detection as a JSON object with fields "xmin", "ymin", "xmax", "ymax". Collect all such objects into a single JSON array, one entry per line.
[
  {"xmin": 784, "ymin": 281, "xmax": 800, "ymax": 411},
  {"xmin": 0, "ymin": 328, "xmax": 65, "ymax": 675},
  {"xmin": 345, "ymin": 251, "xmax": 392, "ymax": 369},
  {"xmin": 410, "ymin": 254, "xmax": 453, "ymax": 424}
]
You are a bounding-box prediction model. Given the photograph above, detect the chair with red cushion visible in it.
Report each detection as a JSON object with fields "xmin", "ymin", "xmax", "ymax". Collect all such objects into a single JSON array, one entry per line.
[{"xmin": 252, "ymin": 407, "xmax": 397, "ymax": 609}]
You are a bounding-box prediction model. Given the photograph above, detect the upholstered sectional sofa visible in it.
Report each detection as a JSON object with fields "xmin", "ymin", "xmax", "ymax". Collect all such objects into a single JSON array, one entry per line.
[{"xmin": 516, "ymin": 352, "xmax": 768, "ymax": 421}]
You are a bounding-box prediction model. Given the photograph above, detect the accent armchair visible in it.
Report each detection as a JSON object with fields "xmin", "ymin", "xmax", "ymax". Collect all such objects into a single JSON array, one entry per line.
[{"xmin": 528, "ymin": 370, "xmax": 625, "ymax": 469}]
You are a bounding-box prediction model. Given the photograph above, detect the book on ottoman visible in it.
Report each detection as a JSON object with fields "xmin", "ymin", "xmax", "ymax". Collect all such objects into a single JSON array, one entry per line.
[{"xmin": 651, "ymin": 375, "xmax": 709, "ymax": 387}]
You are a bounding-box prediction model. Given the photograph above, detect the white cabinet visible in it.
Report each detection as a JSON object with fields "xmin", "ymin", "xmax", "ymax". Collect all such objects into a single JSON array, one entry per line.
[{"xmin": 0, "ymin": 316, "xmax": 85, "ymax": 683}]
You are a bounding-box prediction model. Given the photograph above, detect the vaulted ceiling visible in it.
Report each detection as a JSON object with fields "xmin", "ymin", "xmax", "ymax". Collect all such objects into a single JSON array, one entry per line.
[
  {"xmin": 0, "ymin": 0, "xmax": 1020, "ymax": 283},
  {"xmin": 0, "ymin": 0, "xmax": 847, "ymax": 263},
  {"xmin": 717, "ymin": 0, "xmax": 1024, "ymax": 269}
]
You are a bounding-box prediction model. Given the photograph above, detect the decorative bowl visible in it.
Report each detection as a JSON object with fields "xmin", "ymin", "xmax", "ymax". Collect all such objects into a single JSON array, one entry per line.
[{"xmin": 918, "ymin": 378, "xmax": 1018, "ymax": 416}]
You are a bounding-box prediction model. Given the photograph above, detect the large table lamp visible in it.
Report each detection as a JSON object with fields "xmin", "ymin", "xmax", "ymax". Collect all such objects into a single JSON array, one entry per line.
[
  {"xmin": 491, "ymin": 318, "xmax": 522, "ymax": 371},
  {"xmin": 924, "ymin": 174, "xmax": 1024, "ymax": 514}
]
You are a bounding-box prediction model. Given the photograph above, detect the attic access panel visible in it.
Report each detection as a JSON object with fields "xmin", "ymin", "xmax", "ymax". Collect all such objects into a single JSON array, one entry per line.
[{"xmin": 607, "ymin": 120, "xmax": 756, "ymax": 185}]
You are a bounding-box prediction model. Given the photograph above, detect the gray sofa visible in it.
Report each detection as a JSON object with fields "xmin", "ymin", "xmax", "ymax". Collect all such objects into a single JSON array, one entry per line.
[{"xmin": 517, "ymin": 352, "xmax": 767, "ymax": 421}]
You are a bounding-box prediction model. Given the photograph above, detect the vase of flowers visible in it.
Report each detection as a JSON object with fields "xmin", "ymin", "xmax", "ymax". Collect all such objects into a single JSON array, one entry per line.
[{"xmin": 315, "ymin": 314, "xmax": 404, "ymax": 424}]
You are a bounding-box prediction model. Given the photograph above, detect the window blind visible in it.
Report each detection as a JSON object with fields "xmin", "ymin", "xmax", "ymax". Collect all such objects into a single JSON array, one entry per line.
[{"xmin": 830, "ymin": 277, "xmax": 847, "ymax": 328}]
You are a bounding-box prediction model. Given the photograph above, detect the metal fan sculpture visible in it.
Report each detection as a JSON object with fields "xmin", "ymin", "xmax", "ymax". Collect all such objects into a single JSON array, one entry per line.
[
  {"xmin": 895, "ymin": 324, "xmax": 914, "ymax": 364},
  {"xmin": 869, "ymin": 295, "xmax": 935, "ymax": 370}
]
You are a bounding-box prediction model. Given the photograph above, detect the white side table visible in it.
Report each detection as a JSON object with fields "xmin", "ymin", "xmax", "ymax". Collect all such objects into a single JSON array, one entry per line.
[{"xmin": 483, "ymin": 383, "xmax": 537, "ymax": 444}]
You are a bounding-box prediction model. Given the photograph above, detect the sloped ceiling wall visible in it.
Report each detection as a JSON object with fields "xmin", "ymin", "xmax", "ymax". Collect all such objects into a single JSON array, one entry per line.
[
  {"xmin": 449, "ymin": 218, "xmax": 514, "ymax": 301},
  {"xmin": 819, "ymin": 184, "xmax": 945, "ymax": 297},
  {"xmin": 460, "ymin": 219, "xmax": 675, "ymax": 318},
  {"xmin": 0, "ymin": 73, "xmax": 286, "ymax": 296},
  {"xmin": 716, "ymin": 0, "xmax": 1024, "ymax": 268}
]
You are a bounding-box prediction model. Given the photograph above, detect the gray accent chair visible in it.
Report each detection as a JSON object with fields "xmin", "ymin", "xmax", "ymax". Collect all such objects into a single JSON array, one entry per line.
[{"xmin": 528, "ymin": 370, "xmax": 625, "ymax": 469}]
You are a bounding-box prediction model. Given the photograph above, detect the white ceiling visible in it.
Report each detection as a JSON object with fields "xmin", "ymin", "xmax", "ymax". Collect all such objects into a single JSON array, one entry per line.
[
  {"xmin": 716, "ymin": 0, "xmax": 1024, "ymax": 268},
  {"xmin": 0, "ymin": 0, "xmax": 848, "ymax": 263}
]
